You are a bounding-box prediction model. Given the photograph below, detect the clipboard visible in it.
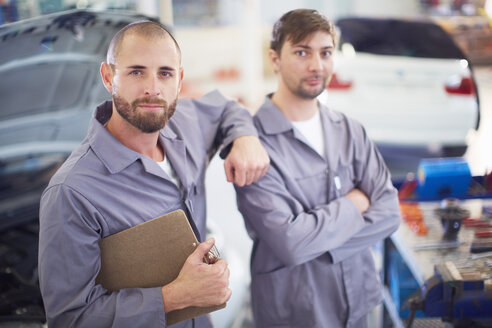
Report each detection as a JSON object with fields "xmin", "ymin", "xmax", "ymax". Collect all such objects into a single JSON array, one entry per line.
[{"xmin": 96, "ymin": 209, "xmax": 226, "ymax": 325}]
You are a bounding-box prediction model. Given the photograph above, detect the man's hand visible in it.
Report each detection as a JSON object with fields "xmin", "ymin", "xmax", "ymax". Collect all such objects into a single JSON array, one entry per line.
[
  {"xmin": 224, "ymin": 135, "xmax": 270, "ymax": 187},
  {"xmin": 161, "ymin": 238, "xmax": 231, "ymax": 312},
  {"xmin": 345, "ymin": 189, "xmax": 370, "ymax": 213}
]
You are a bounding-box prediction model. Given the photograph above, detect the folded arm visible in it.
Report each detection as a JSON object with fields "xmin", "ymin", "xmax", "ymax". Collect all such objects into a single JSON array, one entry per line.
[
  {"xmin": 236, "ymin": 165, "xmax": 366, "ymax": 268},
  {"xmin": 235, "ymin": 124, "xmax": 400, "ymax": 268},
  {"xmin": 329, "ymin": 131, "xmax": 401, "ymax": 263}
]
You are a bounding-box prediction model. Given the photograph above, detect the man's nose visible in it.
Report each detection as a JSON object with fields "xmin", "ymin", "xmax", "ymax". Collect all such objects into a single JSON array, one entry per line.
[
  {"xmin": 309, "ymin": 54, "xmax": 323, "ymax": 72},
  {"xmin": 144, "ymin": 75, "xmax": 160, "ymax": 96}
]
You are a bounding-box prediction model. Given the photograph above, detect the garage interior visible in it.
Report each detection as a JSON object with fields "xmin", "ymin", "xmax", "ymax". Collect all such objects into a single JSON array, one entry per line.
[{"xmin": 1, "ymin": 0, "xmax": 492, "ymax": 327}]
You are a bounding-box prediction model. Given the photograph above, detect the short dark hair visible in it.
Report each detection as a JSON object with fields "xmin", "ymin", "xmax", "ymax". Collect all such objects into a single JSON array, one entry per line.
[
  {"xmin": 107, "ymin": 20, "xmax": 181, "ymax": 64},
  {"xmin": 270, "ymin": 9, "xmax": 336, "ymax": 54}
]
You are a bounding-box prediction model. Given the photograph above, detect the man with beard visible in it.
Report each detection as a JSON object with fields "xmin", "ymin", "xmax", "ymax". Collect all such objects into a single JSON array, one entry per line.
[
  {"xmin": 235, "ymin": 9, "xmax": 401, "ymax": 327},
  {"xmin": 38, "ymin": 21, "xmax": 269, "ymax": 327}
]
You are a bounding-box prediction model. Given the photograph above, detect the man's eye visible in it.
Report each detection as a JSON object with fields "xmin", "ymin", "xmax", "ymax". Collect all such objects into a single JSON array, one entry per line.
[
  {"xmin": 129, "ymin": 70, "xmax": 142, "ymax": 76},
  {"xmin": 295, "ymin": 50, "xmax": 307, "ymax": 56},
  {"xmin": 160, "ymin": 71, "xmax": 172, "ymax": 77},
  {"xmin": 322, "ymin": 51, "xmax": 332, "ymax": 57}
]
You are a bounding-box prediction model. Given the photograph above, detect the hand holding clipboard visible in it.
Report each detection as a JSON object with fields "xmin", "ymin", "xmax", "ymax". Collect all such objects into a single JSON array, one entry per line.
[{"xmin": 96, "ymin": 210, "xmax": 228, "ymax": 325}]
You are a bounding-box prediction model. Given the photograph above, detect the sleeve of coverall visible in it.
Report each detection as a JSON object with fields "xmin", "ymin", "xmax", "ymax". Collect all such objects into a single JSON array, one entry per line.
[
  {"xmin": 39, "ymin": 184, "xmax": 168, "ymax": 328},
  {"xmin": 235, "ymin": 159, "xmax": 367, "ymax": 268},
  {"xmin": 328, "ymin": 127, "xmax": 401, "ymax": 264},
  {"xmin": 178, "ymin": 90, "xmax": 258, "ymax": 160}
]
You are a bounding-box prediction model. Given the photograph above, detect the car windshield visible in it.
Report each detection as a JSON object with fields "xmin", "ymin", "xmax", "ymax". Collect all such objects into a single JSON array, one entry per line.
[{"xmin": 336, "ymin": 18, "xmax": 466, "ymax": 59}]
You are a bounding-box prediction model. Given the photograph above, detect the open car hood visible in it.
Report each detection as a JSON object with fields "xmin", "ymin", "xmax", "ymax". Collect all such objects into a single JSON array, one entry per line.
[
  {"xmin": 0, "ymin": 10, "xmax": 157, "ymax": 227},
  {"xmin": 0, "ymin": 10, "xmax": 156, "ymax": 147}
]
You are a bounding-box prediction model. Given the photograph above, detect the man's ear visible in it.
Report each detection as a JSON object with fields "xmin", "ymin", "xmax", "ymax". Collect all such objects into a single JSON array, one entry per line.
[
  {"xmin": 178, "ymin": 67, "xmax": 184, "ymax": 93},
  {"xmin": 268, "ymin": 49, "xmax": 280, "ymax": 73},
  {"xmin": 100, "ymin": 62, "xmax": 114, "ymax": 93}
]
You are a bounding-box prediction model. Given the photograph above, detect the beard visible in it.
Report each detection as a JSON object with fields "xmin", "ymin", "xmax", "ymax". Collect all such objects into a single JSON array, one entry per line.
[
  {"xmin": 292, "ymin": 75, "xmax": 328, "ymax": 99},
  {"xmin": 113, "ymin": 95, "xmax": 177, "ymax": 133}
]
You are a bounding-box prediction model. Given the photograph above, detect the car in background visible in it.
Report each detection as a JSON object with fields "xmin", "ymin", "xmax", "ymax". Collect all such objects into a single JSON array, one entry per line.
[
  {"xmin": 319, "ymin": 17, "xmax": 480, "ymax": 178},
  {"xmin": 0, "ymin": 10, "xmax": 249, "ymax": 327}
]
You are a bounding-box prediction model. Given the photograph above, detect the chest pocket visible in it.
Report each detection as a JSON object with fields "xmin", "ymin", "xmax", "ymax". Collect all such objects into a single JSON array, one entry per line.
[
  {"xmin": 328, "ymin": 164, "xmax": 356, "ymax": 202},
  {"xmin": 293, "ymin": 169, "xmax": 329, "ymax": 209}
]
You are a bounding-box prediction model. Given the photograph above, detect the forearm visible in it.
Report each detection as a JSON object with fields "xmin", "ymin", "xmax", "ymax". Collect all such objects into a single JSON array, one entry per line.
[
  {"xmin": 327, "ymin": 126, "xmax": 401, "ymax": 263},
  {"xmin": 329, "ymin": 194, "xmax": 401, "ymax": 263},
  {"xmin": 237, "ymin": 181, "xmax": 366, "ymax": 267},
  {"xmin": 161, "ymin": 284, "xmax": 184, "ymax": 313}
]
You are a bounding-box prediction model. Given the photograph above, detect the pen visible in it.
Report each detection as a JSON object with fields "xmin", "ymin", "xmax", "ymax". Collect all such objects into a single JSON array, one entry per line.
[{"xmin": 334, "ymin": 175, "xmax": 341, "ymax": 197}]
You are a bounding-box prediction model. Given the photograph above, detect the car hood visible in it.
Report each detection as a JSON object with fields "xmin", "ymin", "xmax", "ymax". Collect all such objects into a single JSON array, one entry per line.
[
  {"xmin": 0, "ymin": 10, "xmax": 156, "ymax": 227},
  {"xmin": 0, "ymin": 9, "xmax": 158, "ymax": 150},
  {"xmin": 0, "ymin": 9, "xmax": 155, "ymax": 138}
]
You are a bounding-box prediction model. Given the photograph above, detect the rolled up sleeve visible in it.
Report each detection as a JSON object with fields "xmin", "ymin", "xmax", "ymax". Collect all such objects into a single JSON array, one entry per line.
[{"xmin": 179, "ymin": 90, "xmax": 257, "ymax": 159}]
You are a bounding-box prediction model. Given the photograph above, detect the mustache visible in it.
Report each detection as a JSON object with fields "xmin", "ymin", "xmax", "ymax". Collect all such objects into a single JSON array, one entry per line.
[
  {"xmin": 132, "ymin": 97, "xmax": 167, "ymax": 107},
  {"xmin": 305, "ymin": 74, "xmax": 323, "ymax": 80}
]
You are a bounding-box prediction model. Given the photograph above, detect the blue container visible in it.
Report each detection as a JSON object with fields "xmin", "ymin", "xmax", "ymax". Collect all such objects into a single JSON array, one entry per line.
[{"xmin": 417, "ymin": 157, "xmax": 471, "ymax": 200}]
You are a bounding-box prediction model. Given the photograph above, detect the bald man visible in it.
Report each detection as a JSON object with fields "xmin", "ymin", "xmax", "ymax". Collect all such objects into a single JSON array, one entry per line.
[{"xmin": 38, "ymin": 20, "xmax": 269, "ymax": 328}]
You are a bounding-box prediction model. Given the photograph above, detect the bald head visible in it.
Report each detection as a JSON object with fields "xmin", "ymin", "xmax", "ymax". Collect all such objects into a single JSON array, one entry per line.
[{"xmin": 106, "ymin": 20, "xmax": 181, "ymax": 65}]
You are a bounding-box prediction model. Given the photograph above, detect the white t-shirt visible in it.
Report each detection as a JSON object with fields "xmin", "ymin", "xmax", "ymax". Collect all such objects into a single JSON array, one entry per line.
[
  {"xmin": 291, "ymin": 109, "xmax": 325, "ymax": 157},
  {"xmin": 157, "ymin": 157, "xmax": 180, "ymax": 187}
]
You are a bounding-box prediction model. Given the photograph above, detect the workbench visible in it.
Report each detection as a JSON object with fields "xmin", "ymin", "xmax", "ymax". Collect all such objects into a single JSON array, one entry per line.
[{"xmin": 382, "ymin": 197, "xmax": 492, "ymax": 327}]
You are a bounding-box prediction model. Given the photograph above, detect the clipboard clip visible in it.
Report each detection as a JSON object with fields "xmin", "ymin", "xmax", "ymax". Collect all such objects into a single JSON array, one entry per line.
[
  {"xmin": 204, "ymin": 244, "xmax": 220, "ymax": 264},
  {"xmin": 193, "ymin": 242, "xmax": 220, "ymax": 264}
]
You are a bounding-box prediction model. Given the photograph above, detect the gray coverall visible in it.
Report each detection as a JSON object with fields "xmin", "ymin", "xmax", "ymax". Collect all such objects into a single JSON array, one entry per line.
[
  {"xmin": 235, "ymin": 96, "xmax": 401, "ymax": 328},
  {"xmin": 38, "ymin": 91, "xmax": 257, "ymax": 327}
]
